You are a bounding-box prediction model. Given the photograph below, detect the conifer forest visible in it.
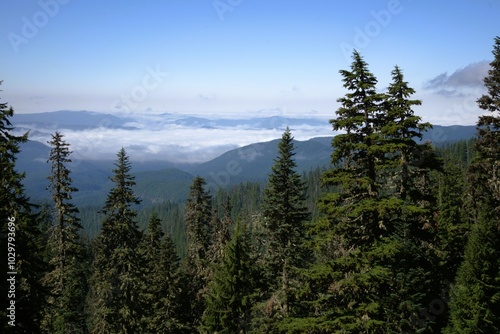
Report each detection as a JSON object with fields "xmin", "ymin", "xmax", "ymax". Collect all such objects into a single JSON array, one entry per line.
[{"xmin": 1, "ymin": 37, "xmax": 500, "ymax": 333}]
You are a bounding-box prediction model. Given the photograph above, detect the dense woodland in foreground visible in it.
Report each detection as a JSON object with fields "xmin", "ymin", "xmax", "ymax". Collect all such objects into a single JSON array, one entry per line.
[{"xmin": 1, "ymin": 37, "xmax": 499, "ymax": 333}]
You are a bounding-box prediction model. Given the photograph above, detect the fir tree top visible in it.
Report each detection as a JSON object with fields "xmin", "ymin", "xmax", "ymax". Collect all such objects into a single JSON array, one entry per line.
[
  {"xmin": 101, "ymin": 147, "xmax": 141, "ymax": 216},
  {"xmin": 477, "ymin": 36, "xmax": 500, "ymax": 115},
  {"xmin": 0, "ymin": 81, "xmax": 30, "ymax": 213}
]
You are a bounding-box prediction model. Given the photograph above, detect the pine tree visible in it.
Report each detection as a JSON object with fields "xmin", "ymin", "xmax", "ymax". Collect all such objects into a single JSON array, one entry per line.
[
  {"xmin": 181, "ymin": 176, "xmax": 213, "ymax": 328},
  {"xmin": 185, "ymin": 176, "xmax": 213, "ymax": 264},
  {"xmin": 445, "ymin": 36, "xmax": 500, "ymax": 333},
  {"xmin": 379, "ymin": 66, "xmax": 442, "ymax": 332},
  {"xmin": 0, "ymin": 82, "xmax": 48, "ymax": 333},
  {"xmin": 87, "ymin": 148, "xmax": 144, "ymax": 333},
  {"xmin": 304, "ymin": 54, "xmax": 441, "ymax": 333},
  {"xmin": 42, "ymin": 131, "xmax": 88, "ymax": 333},
  {"xmin": 305, "ymin": 51, "xmax": 387, "ymax": 332},
  {"xmin": 141, "ymin": 213, "xmax": 186, "ymax": 333},
  {"xmin": 200, "ymin": 220, "xmax": 254, "ymax": 333},
  {"xmin": 208, "ymin": 197, "xmax": 232, "ymax": 264},
  {"xmin": 473, "ymin": 36, "xmax": 500, "ymax": 204},
  {"xmin": 444, "ymin": 205, "xmax": 500, "ymax": 333},
  {"xmin": 435, "ymin": 140, "xmax": 475, "ymax": 284},
  {"xmin": 436, "ymin": 161, "xmax": 468, "ymax": 285},
  {"xmin": 259, "ymin": 127, "xmax": 310, "ymax": 322}
]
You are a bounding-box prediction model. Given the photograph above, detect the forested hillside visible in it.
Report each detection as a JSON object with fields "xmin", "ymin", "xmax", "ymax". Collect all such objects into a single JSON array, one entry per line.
[{"xmin": 1, "ymin": 38, "xmax": 499, "ymax": 333}]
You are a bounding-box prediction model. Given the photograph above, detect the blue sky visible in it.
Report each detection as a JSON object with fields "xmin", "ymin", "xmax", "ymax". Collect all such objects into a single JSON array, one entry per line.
[{"xmin": 1, "ymin": 0, "xmax": 499, "ymax": 125}]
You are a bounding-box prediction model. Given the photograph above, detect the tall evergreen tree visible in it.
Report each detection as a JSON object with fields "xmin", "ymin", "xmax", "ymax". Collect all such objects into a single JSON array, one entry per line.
[
  {"xmin": 303, "ymin": 53, "xmax": 441, "ymax": 333},
  {"xmin": 444, "ymin": 206, "xmax": 500, "ymax": 334},
  {"xmin": 182, "ymin": 176, "xmax": 213, "ymax": 328},
  {"xmin": 434, "ymin": 140, "xmax": 475, "ymax": 285},
  {"xmin": 436, "ymin": 161, "xmax": 468, "ymax": 285},
  {"xmin": 140, "ymin": 213, "xmax": 186, "ymax": 333},
  {"xmin": 87, "ymin": 148, "xmax": 143, "ymax": 333},
  {"xmin": 208, "ymin": 197, "xmax": 232, "ymax": 264},
  {"xmin": 200, "ymin": 220, "xmax": 254, "ymax": 334},
  {"xmin": 473, "ymin": 36, "xmax": 500, "ymax": 205},
  {"xmin": 445, "ymin": 36, "xmax": 500, "ymax": 333},
  {"xmin": 305, "ymin": 51, "xmax": 387, "ymax": 332},
  {"xmin": 0, "ymin": 82, "xmax": 48, "ymax": 333},
  {"xmin": 185, "ymin": 176, "xmax": 213, "ymax": 265},
  {"xmin": 379, "ymin": 65, "xmax": 442, "ymax": 332},
  {"xmin": 259, "ymin": 127, "xmax": 310, "ymax": 323},
  {"xmin": 42, "ymin": 131, "xmax": 88, "ymax": 333}
]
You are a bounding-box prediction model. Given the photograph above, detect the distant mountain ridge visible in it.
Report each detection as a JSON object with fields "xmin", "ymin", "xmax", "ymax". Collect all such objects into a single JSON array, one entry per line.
[
  {"xmin": 17, "ymin": 121, "xmax": 477, "ymax": 208},
  {"xmin": 420, "ymin": 125, "xmax": 477, "ymax": 143},
  {"xmin": 12, "ymin": 110, "xmax": 137, "ymax": 131},
  {"xmin": 11, "ymin": 110, "xmax": 477, "ymax": 165},
  {"xmin": 172, "ymin": 115, "xmax": 326, "ymax": 129},
  {"xmin": 12, "ymin": 110, "xmax": 328, "ymax": 131},
  {"xmin": 12, "ymin": 110, "xmax": 478, "ymax": 134},
  {"xmin": 11, "ymin": 110, "xmax": 478, "ymax": 207}
]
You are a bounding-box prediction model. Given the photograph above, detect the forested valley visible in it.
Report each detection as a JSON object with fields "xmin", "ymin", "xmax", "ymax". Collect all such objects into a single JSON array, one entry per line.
[{"xmin": 1, "ymin": 37, "xmax": 499, "ymax": 333}]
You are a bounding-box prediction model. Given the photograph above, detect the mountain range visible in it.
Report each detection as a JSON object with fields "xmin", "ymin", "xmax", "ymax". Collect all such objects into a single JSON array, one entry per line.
[
  {"xmin": 11, "ymin": 110, "xmax": 478, "ymax": 208},
  {"xmin": 11, "ymin": 110, "xmax": 327, "ymax": 132}
]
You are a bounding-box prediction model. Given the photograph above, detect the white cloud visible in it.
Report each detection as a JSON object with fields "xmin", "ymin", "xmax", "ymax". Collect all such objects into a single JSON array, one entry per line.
[
  {"xmin": 424, "ymin": 61, "xmax": 490, "ymax": 94},
  {"xmin": 418, "ymin": 61, "xmax": 491, "ymax": 125},
  {"xmin": 21, "ymin": 121, "xmax": 334, "ymax": 163}
]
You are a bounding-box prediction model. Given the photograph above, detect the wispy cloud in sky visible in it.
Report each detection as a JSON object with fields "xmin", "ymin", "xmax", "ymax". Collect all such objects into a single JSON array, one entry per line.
[
  {"xmin": 424, "ymin": 61, "xmax": 490, "ymax": 96},
  {"xmin": 418, "ymin": 61, "xmax": 492, "ymax": 125}
]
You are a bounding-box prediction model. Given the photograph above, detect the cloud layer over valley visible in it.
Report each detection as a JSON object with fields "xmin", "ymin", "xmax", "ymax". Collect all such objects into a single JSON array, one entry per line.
[{"xmin": 12, "ymin": 111, "xmax": 334, "ymax": 163}]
